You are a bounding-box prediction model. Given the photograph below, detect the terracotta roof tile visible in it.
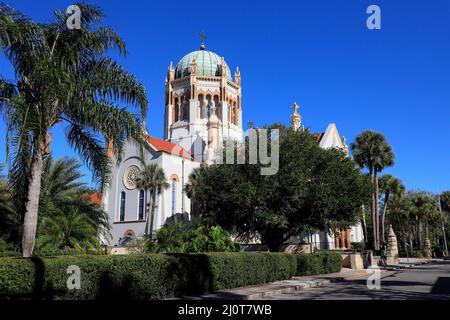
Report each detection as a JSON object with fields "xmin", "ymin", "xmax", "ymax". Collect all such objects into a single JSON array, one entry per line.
[
  {"xmin": 145, "ymin": 135, "xmax": 193, "ymax": 160},
  {"xmin": 312, "ymin": 132, "xmax": 325, "ymax": 143},
  {"xmin": 81, "ymin": 192, "xmax": 101, "ymax": 205}
]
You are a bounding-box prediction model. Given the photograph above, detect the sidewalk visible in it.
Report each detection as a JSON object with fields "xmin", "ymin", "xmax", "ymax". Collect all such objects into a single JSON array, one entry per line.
[
  {"xmin": 384, "ymin": 257, "xmax": 444, "ymax": 270},
  {"xmin": 182, "ymin": 268, "xmax": 372, "ymax": 300}
]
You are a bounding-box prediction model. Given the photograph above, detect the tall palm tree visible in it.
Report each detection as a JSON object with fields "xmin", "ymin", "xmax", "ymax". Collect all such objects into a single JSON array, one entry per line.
[
  {"xmin": 0, "ymin": 4, "xmax": 147, "ymax": 256},
  {"xmin": 379, "ymin": 174, "xmax": 405, "ymax": 246},
  {"xmin": 185, "ymin": 168, "xmax": 202, "ymax": 221},
  {"xmin": 410, "ymin": 192, "xmax": 439, "ymax": 249},
  {"xmin": 135, "ymin": 164, "xmax": 169, "ymax": 237},
  {"xmin": 351, "ymin": 130, "xmax": 395, "ymax": 250}
]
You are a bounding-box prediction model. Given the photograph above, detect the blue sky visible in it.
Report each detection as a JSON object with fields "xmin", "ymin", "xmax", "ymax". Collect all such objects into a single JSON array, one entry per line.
[{"xmin": 1, "ymin": 0, "xmax": 449, "ymax": 192}]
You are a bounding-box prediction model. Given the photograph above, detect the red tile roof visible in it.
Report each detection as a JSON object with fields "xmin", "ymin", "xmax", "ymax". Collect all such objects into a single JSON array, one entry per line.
[
  {"xmin": 81, "ymin": 192, "xmax": 101, "ymax": 205},
  {"xmin": 90, "ymin": 192, "xmax": 101, "ymax": 205},
  {"xmin": 145, "ymin": 135, "xmax": 193, "ymax": 160},
  {"xmin": 312, "ymin": 132, "xmax": 324, "ymax": 143}
]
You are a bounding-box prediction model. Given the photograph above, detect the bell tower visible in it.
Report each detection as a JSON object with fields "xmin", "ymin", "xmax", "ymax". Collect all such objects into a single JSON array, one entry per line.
[{"xmin": 164, "ymin": 39, "xmax": 243, "ymax": 162}]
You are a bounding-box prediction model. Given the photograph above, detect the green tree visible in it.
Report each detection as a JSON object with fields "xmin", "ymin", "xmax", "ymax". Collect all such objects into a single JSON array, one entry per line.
[
  {"xmin": 440, "ymin": 191, "xmax": 450, "ymax": 213},
  {"xmin": 38, "ymin": 156, "xmax": 110, "ymax": 241},
  {"xmin": 409, "ymin": 192, "xmax": 440, "ymax": 249},
  {"xmin": 135, "ymin": 164, "xmax": 170, "ymax": 237},
  {"xmin": 351, "ymin": 130, "xmax": 395, "ymax": 250},
  {"xmin": 0, "ymin": 4, "xmax": 147, "ymax": 256},
  {"xmin": 0, "ymin": 163, "xmax": 18, "ymax": 242},
  {"xmin": 149, "ymin": 222, "xmax": 238, "ymax": 253},
  {"xmin": 379, "ymin": 174, "xmax": 404, "ymax": 246},
  {"xmin": 36, "ymin": 208, "xmax": 100, "ymax": 253},
  {"xmin": 188, "ymin": 126, "xmax": 372, "ymax": 251}
]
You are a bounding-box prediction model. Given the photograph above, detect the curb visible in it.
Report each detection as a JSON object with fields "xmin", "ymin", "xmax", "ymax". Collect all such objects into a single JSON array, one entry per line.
[
  {"xmin": 384, "ymin": 259, "xmax": 438, "ymax": 271},
  {"xmin": 187, "ymin": 278, "xmax": 332, "ymax": 300}
]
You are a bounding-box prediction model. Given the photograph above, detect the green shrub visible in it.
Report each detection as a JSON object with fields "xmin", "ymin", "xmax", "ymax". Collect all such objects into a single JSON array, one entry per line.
[
  {"xmin": 153, "ymin": 223, "xmax": 239, "ymax": 253},
  {"xmin": 0, "ymin": 238, "xmax": 20, "ymax": 257},
  {"xmin": 0, "ymin": 252, "xmax": 296, "ymax": 299},
  {"xmin": 295, "ymin": 251, "xmax": 342, "ymax": 276},
  {"xmin": 351, "ymin": 242, "xmax": 365, "ymax": 252}
]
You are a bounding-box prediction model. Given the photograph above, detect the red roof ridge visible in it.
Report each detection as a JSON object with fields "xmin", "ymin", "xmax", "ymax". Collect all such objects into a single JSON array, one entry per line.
[{"xmin": 145, "ymin": 135, "xmax": 193, "ymax": 160}]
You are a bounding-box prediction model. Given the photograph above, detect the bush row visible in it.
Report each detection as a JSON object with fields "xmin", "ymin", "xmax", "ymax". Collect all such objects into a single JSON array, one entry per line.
[
  {"xmin": 295, "ymin": 251, "xmax": 343, "ymax": 276},
  {"xmin": 0, "ymin": 252, "xmax": 297, "ymax": 299},
  {"xmin": 0, "ymin": 251, "xmax": 342, "ymax": 299}
]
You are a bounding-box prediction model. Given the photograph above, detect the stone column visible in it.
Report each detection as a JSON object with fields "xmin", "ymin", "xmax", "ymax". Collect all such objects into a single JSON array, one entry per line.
[
  {"xmin": 334, "ymin": 230, "xmax": 339, "ymax": 249},
  {"xmin": 340, "ymin": 229, "xmax": 346, "ymax": 249},
  {"xmin": 386, "ymin": 225, "xmax": 399, "ymax": 264},
  {"xmin": 346, "ymin": 228, "xmax": 351, "ymax": 249}
]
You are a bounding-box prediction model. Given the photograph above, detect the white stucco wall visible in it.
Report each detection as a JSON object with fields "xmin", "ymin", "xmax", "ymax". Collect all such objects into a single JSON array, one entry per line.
[{"xmin": 104, "ymin": 140, "xmax": 200, "ymax": 245}]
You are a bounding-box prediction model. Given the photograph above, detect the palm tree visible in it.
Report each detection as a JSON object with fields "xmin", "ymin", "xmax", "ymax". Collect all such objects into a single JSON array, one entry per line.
[
  {"xmin": 410, "ymin": 192, "xmax": 439, "ymax": 249},
  {"xmin": 135, "ymin": 164, "xmax": 169, "ymax": 237},
  {"xmin": 185, "ymin": 168, "xmax": 202, "ymax": 221},
  {"xmin": 36, "ymin": 208, "xmax": 100, "ymax": 253},
  {"xmin": 0, "ymin": 4, "xmax": 147, "ymax": 256},
  {"xmin": 38, "ymin": 156, "xmax": 110, "ymax": 240},
  {"xmin": 351, "ymin": 130, "xmax": 395, "ymax": 250},
  {"xmin": 379, "ymin": 174, "xmax": 405, "ymax": 246}
]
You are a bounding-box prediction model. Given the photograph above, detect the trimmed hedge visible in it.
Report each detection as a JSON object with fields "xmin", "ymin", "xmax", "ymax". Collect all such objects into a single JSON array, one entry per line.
[
  {"xmin": 0, "ymin": 254, "xmax": 180, "ymax": 299},
  {"xmin": 0, "ymin": 252, "xmax": 296, "ymax": 299},
  {"xmin": 295, "ymin": 251, "xmax": 343, "ymax": 276}
]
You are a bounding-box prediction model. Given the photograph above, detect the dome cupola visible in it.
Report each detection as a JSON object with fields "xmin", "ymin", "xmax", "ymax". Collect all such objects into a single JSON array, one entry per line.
[{"xmin": 174, "ymin": 45, "xmax": 232, "ymax": 80}]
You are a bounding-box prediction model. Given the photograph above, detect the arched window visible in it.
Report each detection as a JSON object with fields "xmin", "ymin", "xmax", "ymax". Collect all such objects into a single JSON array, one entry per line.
[
  {"xmin": 174, "ymin": 97, "xmax": 179, "ymax": 121},
  {"xmin": 138, "ymin": 189, "xmax": 145, "ymax": 220},
  {"xmin": 214, "ymin": 95, "xmax": 220, "ymax": 120},
  {"xmin": 171, "ymin": 180, "xmax": 177, "ymax": 216},
  {"xmin": 198, "ymin": 94, "xmax": 204, "ymax": 118},
  {"xmin": 170, "ymin": 174, "xmax": 178, "ymax": 215},
  {"xmin": 119, "ymin": 191, "xmax": 126, "ymax": 221},
  {"xmin": 206, "ymin": 95, "xmax": 212, "ymax": 119}
]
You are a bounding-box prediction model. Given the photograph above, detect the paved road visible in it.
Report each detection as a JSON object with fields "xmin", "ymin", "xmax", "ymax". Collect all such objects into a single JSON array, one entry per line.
[{"xmin": 267, "ymin": 262, "xmax": 450, "ymax": 300}]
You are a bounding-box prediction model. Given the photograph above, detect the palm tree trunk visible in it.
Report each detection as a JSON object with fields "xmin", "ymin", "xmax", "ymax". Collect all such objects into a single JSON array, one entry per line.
[
  {"xmin": 374, "ymin": 170, "xmax": 380, "ymax": 250},
  {"xmin": 381, "ymin": 192, "xmax": 390, "ymax": 247},
  {"xmin": 149, "ymin": 190, "xmax": 157, "ymax": 238},
  {"xmin": 361, "ymin": 205, "xmax": 368, "ymax": 244},
  {"xmin": 144, "ymin": 188, "xmax": 154, "ymax": 236},
  {"xmin": 418, "ymin": 220, "xmax": 423, "ymax": 249},
  {"xmin": 369, "ymin": 167, "xmax": 377, "ymax": 250},
  {"xmin": 22, "ymin": 146, "xmax": 44, "ymax": 257},
  {"xmin": 409, "ymin": 233, "xmax": 414, "ymax": 256}
]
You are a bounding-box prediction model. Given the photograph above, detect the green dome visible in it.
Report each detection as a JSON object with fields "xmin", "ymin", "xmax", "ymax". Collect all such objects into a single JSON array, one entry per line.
[{"xmin": 175, "ymin": 49, "xmax": 232, "ymax": 80}]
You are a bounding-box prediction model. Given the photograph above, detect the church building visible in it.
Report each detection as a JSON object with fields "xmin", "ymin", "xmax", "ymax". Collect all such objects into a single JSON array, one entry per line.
[
  {"xmin": 103, "ymin": 41, "xmax": 243, "ymax": 245},
  {"xmin": 103, "ymin": 41, "xmax": 363, "ymax": 249}
]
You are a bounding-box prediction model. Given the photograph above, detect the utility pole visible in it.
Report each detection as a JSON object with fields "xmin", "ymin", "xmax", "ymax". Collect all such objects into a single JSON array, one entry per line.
[{"xmin": 438, "ymin": 194, "xmax": 448, "ymax": 257}]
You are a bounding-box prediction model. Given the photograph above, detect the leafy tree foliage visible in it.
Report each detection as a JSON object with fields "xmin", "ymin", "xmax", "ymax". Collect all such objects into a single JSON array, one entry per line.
[
  {"xmin": 378, "ymin": 174, "xmax": 404, "ymax": 245},
  {"xmin": 135, "ymin": 164, "xmax": 169, "ymax": 236},
  {"xmin": 148, "ymin": 222, "xmax": 239, "ymax": 253},
  {"xmin": 36, "ymin": 208, "xmax": 101, "ymax": 254},
  {"xmin": 0, "ymin": 157, "xmax": 109, "ymax": 255},
  {"xmin": 0, "ymin": 3, "xmax": 147, "ymax": 256},
  {"xmin": 388, "ymin": 191, "xmax": 444, "ymax": 255},
  {"xmin": 187, "ymin": 126, "xmax": 372, "ymax": 251},
  {"xmin": 351, "ymin": 130, "xmax": 394, "ymax": 250},
  {"xmin": 440, "ymin": 191, "xmax": 450, "ymax": 213}
]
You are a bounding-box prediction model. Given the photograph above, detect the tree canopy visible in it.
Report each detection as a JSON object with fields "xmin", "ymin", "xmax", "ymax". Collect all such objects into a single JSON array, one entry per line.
[{"xmin": 187, "ymin": 125, "xmax": 372, "ymax": 251}]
